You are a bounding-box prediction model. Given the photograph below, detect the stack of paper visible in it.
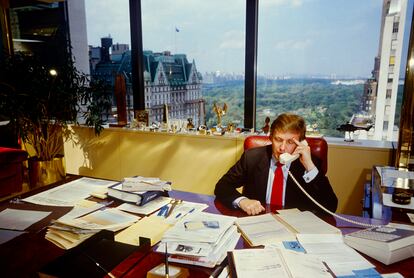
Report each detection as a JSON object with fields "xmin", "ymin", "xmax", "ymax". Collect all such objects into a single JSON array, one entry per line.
[
  {"xmin": 227, "ymin": 248, "xmax": 332, "ymax": 278},
  {"xmin": 156, "ymin": 212, "xmax": 240, "ymax": 267},
  {"xmin": 122, "ymin": 176, "xmax": 172, "ymax": 192},
  {"xmin": 235, "ymin": 213, "xmax": 296, "ymax": 246},
  {"xmin": 45, "ymin": 208, "xmax": 140, "ymax": 249}
]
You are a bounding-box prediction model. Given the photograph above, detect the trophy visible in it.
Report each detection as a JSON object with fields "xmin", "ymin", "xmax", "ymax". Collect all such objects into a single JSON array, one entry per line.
[{"xmin": 213, "ymin": 102, "xmax": 228, "ymax": 129}]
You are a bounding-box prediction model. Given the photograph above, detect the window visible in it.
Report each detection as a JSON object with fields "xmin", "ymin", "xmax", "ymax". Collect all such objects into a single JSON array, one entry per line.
[
  {"xmin": 81, "ymin": 0, "xmax": 413, "ymax": 142},
  {"xmin": 393, "ymin": 22, "xmax": 399, "ymax": 33},
  {"xmin": 141, "ymin": 0, "xmax": 245, "ymax": 127},
  {"xmin": 257, "ymin": 1, "xmax": 383, "ymax": 137}
]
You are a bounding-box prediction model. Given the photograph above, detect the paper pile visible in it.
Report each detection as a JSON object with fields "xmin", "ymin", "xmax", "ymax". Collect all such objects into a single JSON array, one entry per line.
[
  {"xmin": 45, "ymin": 208, "xmax": 140, "ymax": 249},
  {"xmin": 122, "ymin": 176, "xmax": 172, "ymax": 192},
  {"xmin": 156, "ymin": 211, "xmax": 240, "ymax": 267}
]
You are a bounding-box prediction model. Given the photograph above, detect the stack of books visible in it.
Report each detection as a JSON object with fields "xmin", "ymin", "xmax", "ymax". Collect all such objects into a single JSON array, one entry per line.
[
  {"xmin": 344, "ymin": 225, "xmax": 414, "ymax": 265},
  {"xmin": 156, "ymin": 211, "xmax": 240, "ymax": 267},
  {"xmin": 108, "ymin": 176, "xmax": 171, "ymax": 206},
  {"xmin": 45, "ymin": 208, "xmax": 140, "ymax": 249}
]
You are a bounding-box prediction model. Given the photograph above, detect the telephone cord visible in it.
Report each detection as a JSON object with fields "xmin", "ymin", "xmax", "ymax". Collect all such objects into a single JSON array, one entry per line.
[{"xmin": 288, "ymin": 171, "xmax": 381, "ymax": 228}]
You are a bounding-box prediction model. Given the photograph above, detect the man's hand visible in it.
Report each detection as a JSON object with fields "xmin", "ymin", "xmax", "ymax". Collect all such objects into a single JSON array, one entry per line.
[
  {"xmin": 292, "ymin": 138, "xmax": 315, "ymax": 172},
  {"xmin": 239, "ymin": 198, "xmax": 265, "ymax": 215}
]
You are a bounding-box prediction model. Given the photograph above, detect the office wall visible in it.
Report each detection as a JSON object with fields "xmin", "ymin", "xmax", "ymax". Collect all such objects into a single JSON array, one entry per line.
[
  {"xmin": 64, "ymin": 126, "xmax": 245, "ymax": 196},
  {"xmin": 64, "ymin": 126, "xmax": 393, "ymax": 215}
]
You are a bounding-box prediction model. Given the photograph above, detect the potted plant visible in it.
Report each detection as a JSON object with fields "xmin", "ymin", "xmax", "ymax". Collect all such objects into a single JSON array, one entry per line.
[{"xmin": 0, "ymin": 52, "xmax": 111, "ymax": 187}]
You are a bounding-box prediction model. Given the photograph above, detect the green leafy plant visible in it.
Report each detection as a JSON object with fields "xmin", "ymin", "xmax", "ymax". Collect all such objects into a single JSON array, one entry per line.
[{"xmin": 0, "ymin": 52, "xmax": 111, "ymax": 161}]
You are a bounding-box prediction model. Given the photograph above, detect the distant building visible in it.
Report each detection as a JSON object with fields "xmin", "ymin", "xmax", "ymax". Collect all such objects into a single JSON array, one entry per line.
[
  {"xmin": 100, "ymin": 36, "xmax": 112, "ymax": 63},
  {"xmin": 142, "ymin": 50, "xmax": 204, "ymax": 126},
  {"xmin": 111, "ymin": 43, "xmax": 129, "ymax": 61},
  {"xmin": 360, "ymin": 0, "xmax": 409, "ymax": 141},
  {"xmin": 90, "ymin": 40, "xmax": 204, "ymax": 126},
  {"xmin": 88, "ymin": 46, "xmax": 101, "ymax": 71}
]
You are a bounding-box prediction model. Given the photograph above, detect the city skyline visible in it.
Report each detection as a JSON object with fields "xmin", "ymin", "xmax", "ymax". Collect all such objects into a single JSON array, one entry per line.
[{"xmin": 85, "ymin": 0, "xmax": 385, "ymax": 77}]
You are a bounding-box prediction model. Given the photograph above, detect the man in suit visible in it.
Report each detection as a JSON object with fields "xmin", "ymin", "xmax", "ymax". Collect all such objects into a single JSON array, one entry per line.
[{"xmin": 214, "ymin": 113, "xmax": 338, "ymax": 215}]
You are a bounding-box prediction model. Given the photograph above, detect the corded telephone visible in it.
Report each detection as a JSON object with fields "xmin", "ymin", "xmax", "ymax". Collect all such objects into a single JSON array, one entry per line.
[
  {"xmin": 279, "ymin": 140, "xmax": 308, "ymax": 164},
  {"xmin": 283, "ymin": 139, "xmax": 377, "ymax": 228}
]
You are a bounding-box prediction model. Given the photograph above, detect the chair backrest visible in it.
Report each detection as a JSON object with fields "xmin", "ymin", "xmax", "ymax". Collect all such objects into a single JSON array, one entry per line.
[{"xmin": 243, "ymin": 135, "xmax": 328, "ymax": 175}]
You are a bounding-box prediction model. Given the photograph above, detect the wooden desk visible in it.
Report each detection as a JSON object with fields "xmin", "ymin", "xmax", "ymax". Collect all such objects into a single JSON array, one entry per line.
[
  {"xmin": 116, "ymin": 190, "xmax": 414, "ymax": 278},
  {"xmin": 1, "ymin": 177, "xmax": 413, "ymax": 277}
]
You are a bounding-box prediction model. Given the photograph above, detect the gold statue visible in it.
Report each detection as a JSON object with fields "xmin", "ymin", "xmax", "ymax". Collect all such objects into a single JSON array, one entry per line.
[{"xmin": 213, "ymin": 102, "xmax": 228, "ymax": 128}]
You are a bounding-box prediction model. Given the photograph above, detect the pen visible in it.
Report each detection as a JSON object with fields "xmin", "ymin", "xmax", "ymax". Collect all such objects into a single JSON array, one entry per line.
[
  {"xmin": 178, "ymin": 207, "xmax": 195, "ymax": 220},
  {"xmin": 157, "ymin": 205, "xmax": 168, "ymax": 216},
  {"xmin": 166, "ymin": 199, "xmax": 182, "ymax": 217}
]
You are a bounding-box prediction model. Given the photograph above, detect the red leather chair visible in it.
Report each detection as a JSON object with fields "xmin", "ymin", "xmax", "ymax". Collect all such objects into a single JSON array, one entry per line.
[
  {"xmin": 243, "ymin": 135, "xmax": 328, "ymax": 175},
  {"xmin": 0, "ymin": 147, "xmax": 28, "ymax": 196}
]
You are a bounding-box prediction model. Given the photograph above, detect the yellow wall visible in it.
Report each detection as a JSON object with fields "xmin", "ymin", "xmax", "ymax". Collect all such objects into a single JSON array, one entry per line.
[{"xmin": 64, "ymin": 126, "xmax": 393, "ymax": 215}]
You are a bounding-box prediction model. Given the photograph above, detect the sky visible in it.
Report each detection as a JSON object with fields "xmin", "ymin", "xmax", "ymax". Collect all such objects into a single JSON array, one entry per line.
[{"xmin": 84, "ymin": 0, "xmax": 408, "ymax": 78}]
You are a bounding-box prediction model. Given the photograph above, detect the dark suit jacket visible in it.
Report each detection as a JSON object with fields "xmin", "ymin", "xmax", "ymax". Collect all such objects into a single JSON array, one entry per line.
[{"xmin": 214, "ymin": 145, "xmax": 338, "ymax": 214}]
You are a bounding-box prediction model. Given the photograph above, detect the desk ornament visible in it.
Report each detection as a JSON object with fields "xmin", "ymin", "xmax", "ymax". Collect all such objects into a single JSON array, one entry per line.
[
  {"xmin": 198, "ymin": 125, "xmax": 207, "ymax": 135},
  {"xmin": 147, "ymin": 243, "xmax": 189, "ymax": 278},
  {"xmin": 135, "ymin": 110, "xmax": 149, "ymax": 128},
  {"xmin": 213, "ymin": 102, "xmax": 227, "ymax": 129},
  {"xmin": 261, "ymin": 116, "xmax": 270, "ymax": 134},
  {"xmin": 186, "ymin": 118, "xmax": 195, "ymax": 130}
]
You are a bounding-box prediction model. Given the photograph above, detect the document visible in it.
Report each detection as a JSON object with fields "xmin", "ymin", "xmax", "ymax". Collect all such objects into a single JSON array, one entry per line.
[
  {"xmin": 55, "ymin": 208, "xmax": 140, "ymax": 231},
  {"xmin": 281, "ymin": 249, "xmax": 332, "ymax": 278},
  {"xmin": 229, "ymin": 248, "xmax": 291, "ymax": 278},
  {"xmin": 115, "ymin": 214, "xmax": 171, "ymax": 246},
  {"xmin": 276, "ymin": 210, "xmax": 341, "ymax": 235},
  {"xmin": 0, "ymin": 208, "xmax": 51, "ymax": 230},
  {"xmin": 0, "ymin": 230, "xmax": 26, "ymax": 244},
  {"xmin": 58, "ymin": 199, "xmax": 107, "ymax": 221},
  {"xmin": 297, "ymin": 234, "xmax": 374, "ymax": 277},
  {"xmin": 163, "ymin": 201, "xmax": 209, "ymax": 224},
  {"xmin": 122, "ymin": 176, "xmax": 172, "ymax": 192},
  {"xmin": 23, "ymin": 177, "xmax": 119, "ymax": 206},
  {"xmin": 235, "ymin": 213, "xmax": 295, "ymax": 246}
]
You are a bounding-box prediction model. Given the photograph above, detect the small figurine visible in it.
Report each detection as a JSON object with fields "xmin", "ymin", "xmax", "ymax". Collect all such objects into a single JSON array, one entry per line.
[
  {"xmin": 187, "ymin": 118, "xmax": 195, "ymax": 130},
  {"xmin": 262, "ymin": 116, "xmax": 270, "ymax": 134},
  {"xmin": 227, "ymin": 122, "xmax": 235, "ymax": 133},
  {"xmin": 213, "ymin": 102, "xmax": 228, "ymax": 128}
]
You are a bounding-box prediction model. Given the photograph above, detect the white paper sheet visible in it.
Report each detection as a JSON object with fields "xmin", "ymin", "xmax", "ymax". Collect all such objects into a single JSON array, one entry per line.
[
  {"xmin": 0, "ymin": 208, "xmax": 51, "ymax": 230},
  {"xmin": 230, "ymin": 249, "xmax": 291, "ymax": 278},
  {"xmin": 297, "ymin": 234, "xmax": 374, "ymax": 276},
  {"xmin": 23, "ymin": 177, "xmax": 119, "ymax": 206},
  {"xmin": 235, "ymin": 213, "xmax": 295, "ymax": 246},
  {"xmin": 55, "ymin": 208, "xmax": 140, "ymax": 231}
]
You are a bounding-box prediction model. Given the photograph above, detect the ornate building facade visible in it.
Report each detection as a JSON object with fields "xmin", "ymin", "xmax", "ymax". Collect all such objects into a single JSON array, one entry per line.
[{"xmin": 90, "ymin": 40, "xmax": 205, "ymax": 126}]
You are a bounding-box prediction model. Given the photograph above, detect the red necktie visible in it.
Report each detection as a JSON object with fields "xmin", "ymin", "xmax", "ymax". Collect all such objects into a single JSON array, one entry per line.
[{"xmin": 270, "ymin": 162, "xmax": 284, "ymax": 206}]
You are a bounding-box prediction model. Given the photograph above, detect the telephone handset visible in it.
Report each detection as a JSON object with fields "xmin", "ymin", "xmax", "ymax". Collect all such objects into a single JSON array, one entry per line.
[{"xmin": 279, "ymin": 140, "xmax": 308, "ymax": 164}]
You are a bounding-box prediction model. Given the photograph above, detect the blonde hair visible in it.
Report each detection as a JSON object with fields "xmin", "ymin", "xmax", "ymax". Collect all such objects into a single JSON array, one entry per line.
[{"xmin": 270, "ymin": 113, "xmax": 306, "ymax": 140}]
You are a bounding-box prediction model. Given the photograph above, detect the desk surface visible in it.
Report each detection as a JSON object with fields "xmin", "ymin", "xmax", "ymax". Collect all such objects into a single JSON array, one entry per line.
[{"xmin": 1, "ymin": 177, "xmax": 413, "ymax": 277}]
